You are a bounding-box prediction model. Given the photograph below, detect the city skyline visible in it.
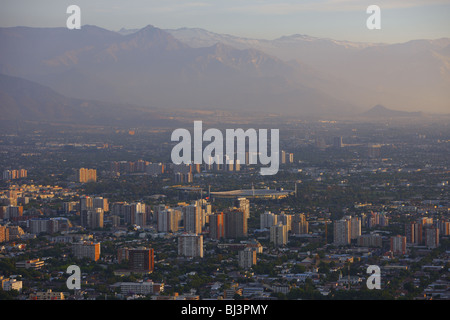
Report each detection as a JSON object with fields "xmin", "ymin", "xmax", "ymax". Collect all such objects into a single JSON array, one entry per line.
[{"xmin": 0, "ymin": 118, "xmax": 448, "ymax": 301}]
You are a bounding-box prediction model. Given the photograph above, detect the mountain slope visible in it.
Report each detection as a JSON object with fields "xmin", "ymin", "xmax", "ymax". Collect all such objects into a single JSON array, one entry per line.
[
  {"xmin": 0, "ymin": 73, "xmax": 81, "ymax": 121},
  {"xmin": 362, "ymin": 104, "xmax": 423, "ymax": 118},
  {"xmin": 0, "ymin": 73, "xmax": 181, "ymax": 127},
  {"xmin": 167, "ymin": 28, "xmax": 450, "ymax": 113},
  {"xmin": 0, "ymin": 25, "xmax": 123, "ymax": 77},
  {"xmin": 0, "ymin": 25, "xmax": 356, "ymax": 116}
]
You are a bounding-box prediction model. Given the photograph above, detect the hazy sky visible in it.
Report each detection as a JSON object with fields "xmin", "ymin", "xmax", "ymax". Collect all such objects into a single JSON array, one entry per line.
[{"xmin": 2, "ymin": 0, "xmax": 450, "ymax": 43}]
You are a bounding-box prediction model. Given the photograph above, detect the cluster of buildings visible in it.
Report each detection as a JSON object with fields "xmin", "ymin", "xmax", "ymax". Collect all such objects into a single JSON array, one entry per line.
[
  {"xmin": 313, "ymin": 136, "xmax": 381, "ymax": 158},
  {"xmin": 154, "ymin": 198, "xmax": 248, "ymax": 239},
  {"xmin": 405, "ymin": 217, "xmax": 447, "ymax": 248},
  {"xmin": 1, "ymin": 276, "xmax": 23, "ymax": 293},
  {"xmin": 0, "ymin": 184, "xmax": 75, "ymax": 207},
  {"xmin": 332, "ymin": 214, "xmax": 448, "ymax": 255},
  {"xmin": 0, "ymin": 206, "xmax": 24, "ymax": 221},
  {"xmin": 260, "ymin": 211, "xmax": 309, "ymax": 246},
  {"xmin": 78, "ymin": 168, "xmax": 97, "ymax": 183},
  {"xmin": 28, "ymin": 217, "xmax": 72, "ymax": 234},
  {"xmin": 0, "ymin": 224, "xmax": 25, "ymax": 243},
  {"xmin": 2, "ymin": 169, "xmax": 27, "ymax": 181},
  {"xmin": 108, "ymin": 150, "xmax": 296, "ymax": 183},
  {"xmin": 72, "ymin": 241, "xmax": 101, "ymax": 261},
  {"xmin": 112, "ymin": 280, "xmax": 164, "ymax": 297},
  {"xmin": 0, "ymin": 177, "xmax": 448, "ymax": 300}
]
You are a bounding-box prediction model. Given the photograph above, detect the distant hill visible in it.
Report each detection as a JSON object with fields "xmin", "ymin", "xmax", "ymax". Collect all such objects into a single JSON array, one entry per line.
[
  {"xmin": 0, "ymin": 73, "xmax": 78, "ymax": 121},
  {"xmin": 0, "ymin": 73, "xmax": 182, "ymax": 127},
  {"xmin": 362, "ymin": 104, "xmax": 424, "ymax": 118}
]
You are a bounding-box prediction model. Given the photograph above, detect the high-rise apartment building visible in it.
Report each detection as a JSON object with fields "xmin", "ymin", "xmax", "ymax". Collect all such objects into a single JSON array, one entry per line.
[
  {"xmin": 406, "ymin": 221, "xmax": 423, "ymax": 244},
  {"xmin": 260, "ymin": 211, "xmax": 278, "ymax": 230},
  {"xmin": 357, "ymin": 234, "xmax": 383, "ymax": 247},
  {"xmin": 5, "ymin": 206, "xmax": 23, "ymax": 219},
  {"xmin": 117, "ymin": 247, "xmax": 129, "ymax": 264},
  {"xmin": 79, "ymin": 168, "xmax": 97, "ymax": 183},
  {"xmin": 30, "ymin": 218, "xmax": 54, "ymax": 234},
  {"xmin": 193, "ymin": 199, "xmax": 212, "ymax": 228},
  {"xmin": 72, "ymin": 241, "xmax": 101, "ymax": 261},
  {"xmin": 157, "ymin": 208, "xmax": 182, "ymax": 233},
  {"xmin": 135, "ymin": 211, "xmax": 148, "ymax": 228},
  {"xmin": 2, "ymin": 170, "xmax": 11, "ymax": 181},
  {"xmin": 350, "ymin": 217, "xmax": 361, "ymax": 240},
  {"xmin": 390, "ymin": 235, "xmax": 407, "ymax": 255},
  {"xmin": 438, "ymin": 219, "xmax": 450, "ymax": 236},
  {"xmin": 123, "ymin": 202, "xmax": 146, "ymax": 225},
  {"xmin": 234, "ymin": 198, "xmax": 250, "ymax": 220},
  {"xmin": 378, "ymin": 212, "xmax": 389, "ymax": 227},
  {"xmin": 291, "ymin": 213, "xmax": 309, "ymax": 235},
  {"xmin": 93, "ymin": 197, "xmax": 109, "ymax": 212},
  {"xmin": 29, "ymin": 218, "xmax": 72, "ymax": 234},
  {"xmin": 0, "ymin": 225, "xmax": 9, "ymax": 243},
  {"xmin": 334, "ymin": 218, "xmax": 351, "ymax": 245},
  {"xmin": 63, "ymin": 201, "xmax": 78, "ymax": 214},
  {"xmin": 2, "ymin": 169, "xmax": 27, "ymax": 181},
  {"xmin": 209, "ymin": 212, "xmax": 225, "ymax": 240},
  {"xmin": 238, "ymin": 247, "xmax": 257, "ymax": 269},
  {"xmin": 80, "ymin": 208, "xmax": 104, "ymax": 229},
  {"xmin": 419, "ymin": 217, "xmax": 433, "ymax": 227},
  {"xmin": 178, "ymin": 234, "xmax": 203, "ymax": 258},
  {"xmin": 270, "ymin": 223, "xmax": 288, "ymax": 247},
  {"xmin": 128, "ymin": 248, "xmax": 154, "ymax": 272},
  {"xmin": 278, "ymin": 214, "xmax": 292, "ymax": 232},
  {"xmin": 425, "ymin": 227, "xmax": 439, "ymax": 249},
  {"xmin": 80, "ymin": 196, "xmax": 93, "ymax": 211},
  {"xmin": 111, "ymin": 202, "xmax": 127, "ymax": 217},
  {"xmin": 184, "ymin": 204, "xmax": 202, "ymax": 234},
  {"xmin": 288, "ymin": 153, "xmax": 294, "ymax": 163},
  {"xmin": 224, "ymin": 209, "xmax": 247, "ymax": 239}
]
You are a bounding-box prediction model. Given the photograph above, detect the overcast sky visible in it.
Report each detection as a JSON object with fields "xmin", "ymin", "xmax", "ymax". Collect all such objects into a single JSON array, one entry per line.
[{"xmin": 2, "ymin": 0, "xmax": 450, "ymax": 43}]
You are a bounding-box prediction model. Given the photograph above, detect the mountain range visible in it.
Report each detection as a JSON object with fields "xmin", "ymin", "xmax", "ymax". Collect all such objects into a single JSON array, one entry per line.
[
  {"xmin": 0, "ymin": 24, "xmax": 449, "ymax": 122},
  {"xmin": 164, "ymin": 27, "xmax": 450, "ymax": 114}
]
